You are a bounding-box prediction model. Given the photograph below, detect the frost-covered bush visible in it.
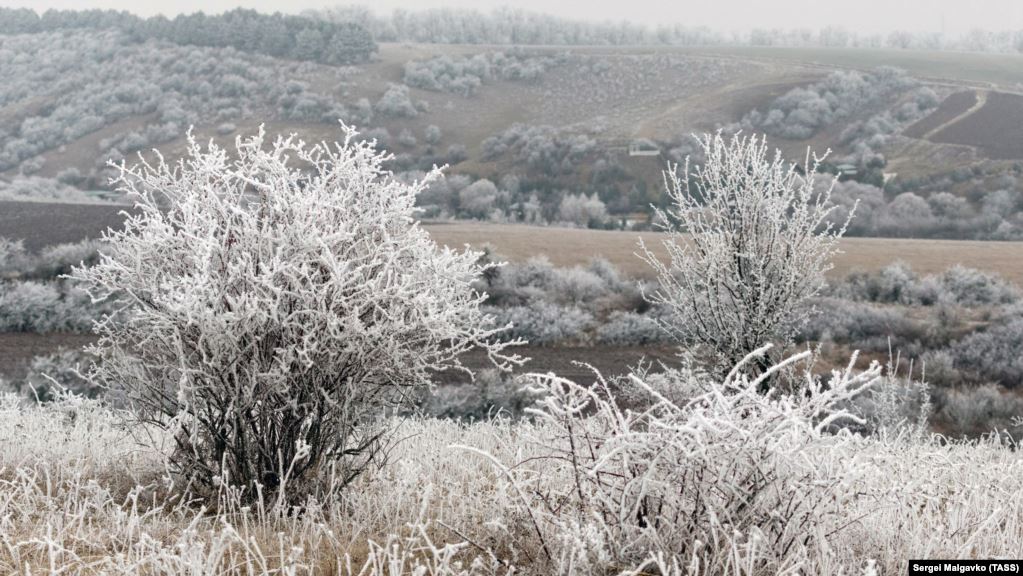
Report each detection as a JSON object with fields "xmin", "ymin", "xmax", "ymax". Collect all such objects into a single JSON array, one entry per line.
[
  {"xmin": 0, "ymin": 237, "xmax": 29, "ymax": 276},
  {"xmin": 744, "ymin": 67, "xmax": 917, "ymax": 140},
  {"xmin": 480, "ymin": 256, "xmax": 638, "ymax": 317},
  {"xmin": 374, "ymin": 84, "xmax": 418, "ymax": 117},
  {"xmin": 418, "ymin": 369, "xmax": 537, "ymax": 421},
  {"xmin": 549, "ymin": 266, "xmax": 612, "ymax": 304},
  {"xmin": 457, "ymin": 179, "xmax": 499, "ymax": 218},
  {"xmin": 404, "ymin": 54, "xmax": 487, "ymax": 96},
  {"xmin": 948, "ymin": 317, "xmax": 1023, "ymax": 388},
  {"xmin": 0, "ymin": 239, "xmax": 103, "ymax": 281},
  {"xmin": 862, "ymin": 261, "xmax": 917, "ymax": 303},
  {"xmin": 397, "ymin": 128, "xmax": 417, "ymax": 147},
  {"xmin": 642, "ymin": 133, "xmax": 849, "ymax": 375},
  {"xmin": 480, "ymin": 256, "xmax": 559, "ymax": 307},
  {"xmin": 481, "ymin": 124, "xmax": 596, "ymax": 172},
  {"xmin": 0, "ymin": 281, "xmax": 100, "ymax": 332},
  {"xmin": 929, "ymin": 191, "xmax": 972, "ymax": 220},
  {"xmin": 468, "ymin": 347, "xmax": 882, "ymax": 573},
  {"xmin": 797, "ymin": 297, "xmax": 914, "ymax": 346},
  {"xmin": 423, "ymin": 124, "xmax": 443, "ymax": 145},
  {"xmin": 403, "ymin": 51, "xmax": 559, "ymax": 96},
  {"xmin": 938, "ymin": 265, "xmax": 1019, "ymax": 306},
  {"xmin": 833, "ymin": 263, "xmax": 1019, "ymax": 307},
  {"xmin": 21, "ymin": 350, "xmax": 100, "ymax": 402},
  {"xmin": 358, "ymin": 127, "xmax": 392, "ymax": 148},
  {"xmin": 70, "ymin": 126, "xmax": 519, "ymax": 500},
  {"xmin": 32, "ymin": 240, "xmax": 103, "ymax": 280},
  {"xmin": 0, "ymin": 281, "xmax": 62, "ymax": 331},
  {"xmin": 882, "ymin": 192, "xmax": 935, "ymax": 230},
  {"xmin": 445, "ymin": 144, "xmax": 468, "ymax": 164},
  {"xmin": 596, "ymin": 310, "xmax": 668, "ymax": 345},
  {"xmin": 557, "ymin": 192, "xmax": 607, "ymax": 227},
  {"xmin": 485, "ymin": 302, "xmax": 593, "ymax": 345},
  {"xmin": 936, "ymin": 383, "xmax": 1023, "ymax": 436},
  {"xmin": 825, "ymin": 180, "xmax": 885, "ymax": 235},
  {"xmin": 846, "ymin": 361, "xmax": 932, "ymax": 439}
]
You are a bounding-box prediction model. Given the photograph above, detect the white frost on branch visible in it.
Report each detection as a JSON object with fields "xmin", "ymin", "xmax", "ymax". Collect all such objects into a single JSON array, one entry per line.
[
  {"xmin": 71, "ymin": 124, "xmax": 522, "ymax": 498},
  {"xmin": 640, "ymin": 132, "xmax": 853, "ymax": 373}
]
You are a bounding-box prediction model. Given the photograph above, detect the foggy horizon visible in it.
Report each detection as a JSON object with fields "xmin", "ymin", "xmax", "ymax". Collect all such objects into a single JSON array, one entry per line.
[{"xmin": 6, "ymin": 0, "xmax": 1023, "ymax": 36}]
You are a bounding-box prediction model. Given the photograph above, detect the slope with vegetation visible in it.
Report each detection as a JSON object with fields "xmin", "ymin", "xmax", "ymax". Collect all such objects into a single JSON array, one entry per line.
[
  {"xmin": 0, "ymin": 7, "xmax": 375, "ymax": 65},
  {"xmin": 4, "ymin": 4, "xmax": 1023, "ymax": 237}
]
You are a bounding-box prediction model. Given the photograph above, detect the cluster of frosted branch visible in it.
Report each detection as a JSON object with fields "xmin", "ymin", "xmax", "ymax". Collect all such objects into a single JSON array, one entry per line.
[
  {"xmin": 461, "ymin": 346, "xmax": 881, "ymax": 573},
  {"xmin": 70, "ymin": 124, "xmax": 521, "ymax": 499},
  {"xmin": 641, "ymin": 132, "xmax": 852, "ymax": 374},
  {"xmin": 2, "ymin": 352, "xmax": 1023, "ymax": 574}
]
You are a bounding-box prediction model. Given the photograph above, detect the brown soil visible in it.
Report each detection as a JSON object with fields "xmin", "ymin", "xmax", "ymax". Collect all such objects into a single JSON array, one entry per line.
[
  {"xmin": 0, "ymin": 201, "xmax": 129, "ymax": 252},
  {"xmin": 427, "ymin": 222, "xmax": 1023, "ymax": 286},
  {"xmin": 0, "ymin": 330, "xmax": 679, "ymax": 388},
  {"xmin": 1, "ymin": 204, "xmax": 1020, "ymax": 285},
  {"xmin": 930, "ymin": 91, "xmax": 1023, "ymax": 159},
  {"xmin": 903, "ymin": 90, "xmax": 977, "ymax": 139},
  {"xmin": 0, "ymin": 332, "xmax": 97, "ymax": 381}
]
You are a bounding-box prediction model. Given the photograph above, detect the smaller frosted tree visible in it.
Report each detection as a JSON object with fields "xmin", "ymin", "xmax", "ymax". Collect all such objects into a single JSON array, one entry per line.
[
  {"xmin": 72, "ymin": 125, "xmax": 519, "ymax": 500},
  {"xmin": 640, "ymin": 132, "xmax": 851, "ymax": 377}
]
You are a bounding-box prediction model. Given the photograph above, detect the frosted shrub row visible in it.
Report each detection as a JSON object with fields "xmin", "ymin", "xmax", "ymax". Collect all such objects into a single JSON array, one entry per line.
[{"xmin": 2, "ymin": 350, "xmax": 1022, "ymax": 574}]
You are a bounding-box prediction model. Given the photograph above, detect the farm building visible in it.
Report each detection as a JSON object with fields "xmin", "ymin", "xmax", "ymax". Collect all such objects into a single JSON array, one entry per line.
[{"xmin": 628, "ymin": 139, "xmax": 661, "ymax": 156}]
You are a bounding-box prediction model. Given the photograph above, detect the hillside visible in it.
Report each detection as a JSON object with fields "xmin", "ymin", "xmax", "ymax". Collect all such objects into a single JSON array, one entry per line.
[{"xmin": 1, "ymin": 25, "xmax": 1023, "ymax": 240}]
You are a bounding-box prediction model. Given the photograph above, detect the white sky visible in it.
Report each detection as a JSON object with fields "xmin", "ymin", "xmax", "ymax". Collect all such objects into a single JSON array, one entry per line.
[{"xmin": 4, "ymin": 0, "xmax": 1022, "ymax": 35}]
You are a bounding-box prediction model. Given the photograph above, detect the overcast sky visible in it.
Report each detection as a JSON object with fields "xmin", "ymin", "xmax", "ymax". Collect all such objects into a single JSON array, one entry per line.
[{"xmin": 7, "ymin": 0, "xmax": 1023, "ymax": 35}]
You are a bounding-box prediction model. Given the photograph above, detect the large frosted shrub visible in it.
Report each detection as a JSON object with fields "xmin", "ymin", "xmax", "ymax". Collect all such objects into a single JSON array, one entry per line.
[
  {"xmin": 949, "ymin": 317, "xmax": 1023, "ymax": 389},
  {"xmin": 833, "ymin": 262, "xmax": 1018, "ymax": 307},
  {"xmin": 641, "ymin": 133, "xmax": 850, "ymax": 375},
  {"xmin": 418, "ymin": 368, "xmax": 536, "ymax": 421},
  {"xmin": 800, "ymin": 297, "xmax": 915, "ymax": 346},
  {"xmin": 938, "ymin": 265, "xmax": 1019, "ymax": 306},
  {"xmin": 374, "ymin": 84, "xmax": 418, "ymax": 117},
  {"xmin": 0, "ymin": 281, "xmax": 61, "ymax": 331},
  {"xmin": 596, "ymin": 310, "xmax": 669, "ymax": 345},
  {"xmin": 466, "ymin": 347, "xmax": 881, "ymax": 573},
  {"xmin": 0, "ymin": 281, "xmax": 100, "ymax": 332},
  {"xmin": 485, "ymin": 302, "xmax": 593, "ymax": 345},
  {"xmin": 557, "ymin": 192, "xmax": 607, "ymax": 227},
  {"xmin": 71, "ymin": 125, "xmax": 519, "ymax": 500}
]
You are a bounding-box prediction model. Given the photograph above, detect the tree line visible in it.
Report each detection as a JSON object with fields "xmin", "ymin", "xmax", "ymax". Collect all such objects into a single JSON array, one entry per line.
[
  {"xmin": 0, "ymin": 7, "xmax": 376, "ymax": 65},
  {"xmin": 316, "ymin": 5, "xmax": 1023, "ymax": 54}
]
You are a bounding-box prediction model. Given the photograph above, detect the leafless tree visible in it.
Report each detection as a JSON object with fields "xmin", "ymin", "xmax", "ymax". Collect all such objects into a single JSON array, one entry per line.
[{"xmin": 640, "ymin": 132, "xmax": 851, "ymax": 377}]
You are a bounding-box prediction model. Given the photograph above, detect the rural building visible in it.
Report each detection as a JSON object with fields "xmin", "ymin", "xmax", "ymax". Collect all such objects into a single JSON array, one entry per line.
[{"xmin": 628, "ymin": 139, "xmax": 661, "ymax": 156}]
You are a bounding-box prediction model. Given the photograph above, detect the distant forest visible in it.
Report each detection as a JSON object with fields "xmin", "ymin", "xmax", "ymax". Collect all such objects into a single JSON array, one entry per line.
[
  {"xmin": 316, "ymin": 5, "xmax": 1023, "ymax": 53},
  {"xmin": 0, "ymin": 7, "xmax": 376, "ymax": 64},
  {"xmin": 4, "ymin": 5, "xmax": 1023, "ymax": 59}
]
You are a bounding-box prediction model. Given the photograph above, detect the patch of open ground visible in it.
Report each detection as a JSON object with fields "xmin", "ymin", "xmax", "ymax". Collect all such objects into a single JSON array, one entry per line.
[
  {"xmin": 426, "ymin": 222, "xmax": 1023, "ymax": 285},
  {"xmin": 904, "ymin": 90, "xmax": 979, "ymax": 139},
  {"xmin": 0, "ymin": 200, "xmax": 130, "ymax": 251},
  {"xmin": 2, "ymin": 202, "xmax": 1019, "ymax": 284},
  {"xmin": 0, "ymin": 332, "xmax": 97, "ymax": 382},
  {"xmin": 929, "ymin": 91, "xmax": 1023, "ymax": 159}
]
